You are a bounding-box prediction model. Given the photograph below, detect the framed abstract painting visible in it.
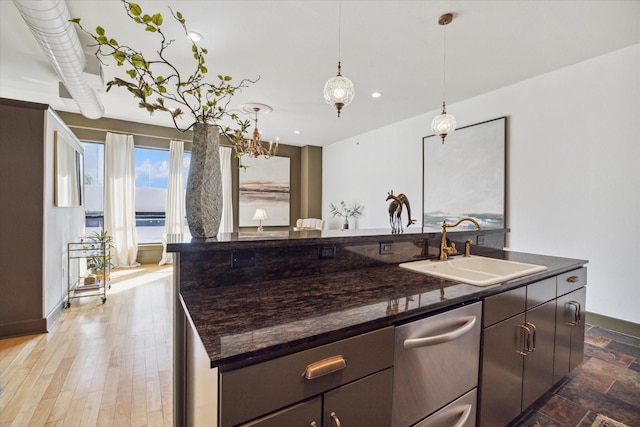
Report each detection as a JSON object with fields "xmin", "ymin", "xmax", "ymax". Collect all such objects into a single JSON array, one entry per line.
[
  {"xmin": 238, "ymin": 156, "xmax": 291, "ymax": 227},
  {"xmin": 423, "ymin": 116, "xmax": 506, "ymax": 231}
]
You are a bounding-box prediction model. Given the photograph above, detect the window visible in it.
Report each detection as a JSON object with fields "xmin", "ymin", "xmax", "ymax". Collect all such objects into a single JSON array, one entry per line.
[
  {"xmin": 82, "ymin": 142, "xmax": 104, "ymax": 235},
  {"xmin": 81, "ymin": 142, "xmax": 191, "ymax": 244}
]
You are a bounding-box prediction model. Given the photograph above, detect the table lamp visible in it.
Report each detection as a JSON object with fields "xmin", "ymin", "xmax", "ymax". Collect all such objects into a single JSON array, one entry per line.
[{"xmin": 253, "ymin": 208, "xmax": 268, "ymax": 232}]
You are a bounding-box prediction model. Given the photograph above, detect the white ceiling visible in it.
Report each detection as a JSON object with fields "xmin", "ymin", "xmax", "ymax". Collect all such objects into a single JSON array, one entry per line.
[{"xmin": 1, "ymin": 1, "xmax": 639, "ymax": 147}]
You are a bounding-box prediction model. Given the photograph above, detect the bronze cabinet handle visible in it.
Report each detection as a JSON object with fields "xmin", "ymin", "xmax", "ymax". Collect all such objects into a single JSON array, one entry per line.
[
  {"xmin": 567, "ymin": 301, "xmax": 581, "ymax": 326},
  {"xmin": 302, "ymin": 355, "xmax": 347, "ymax": 380},
  {"xmin": 330, "ymin": 412, "xmax": 342, "ymax": 427},
  {"xmin": 567, "ymin": 276, "xmax": 579, "ymax": 283},
  {"xmin": 517, "ymin": 324, "xmax": 532, "ymax": 356},
  {"xmin": 526, "ymin": 322, "xmax": 537, "ymax": 352}
]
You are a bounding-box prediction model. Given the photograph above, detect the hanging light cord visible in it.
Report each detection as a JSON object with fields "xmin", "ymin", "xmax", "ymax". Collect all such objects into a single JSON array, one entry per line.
[
  {"xmin": 441, "ymin": 23, "xmax": 447, "ymax": 108},
  {"xmin": 338, "ymin": 0, "xmax": 342, "ymax": 63}
]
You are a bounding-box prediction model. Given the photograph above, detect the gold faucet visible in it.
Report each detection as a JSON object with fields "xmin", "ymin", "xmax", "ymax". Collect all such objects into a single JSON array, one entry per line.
[{"xmin": 439, "ymin": 217, "xmax": 481, "ymax": 260}]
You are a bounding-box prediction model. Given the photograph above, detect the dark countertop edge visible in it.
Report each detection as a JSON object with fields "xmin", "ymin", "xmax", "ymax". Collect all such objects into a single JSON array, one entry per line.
[
  {"xmin": 212, "ymin": 297, "xmax": 483, "ymax": 372},
  {"xmin": 167, "ymin": 228, "xmax": 509, "ymax": 252},
  {"xmin": 182, "ymin": 249, "xmax": 587, "ymax": 371}
]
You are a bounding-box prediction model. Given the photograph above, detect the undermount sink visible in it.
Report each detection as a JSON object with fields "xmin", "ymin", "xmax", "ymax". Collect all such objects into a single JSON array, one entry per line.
[{"xmin": 399, "ymin": 255, "xmax": 548, "ymax": 287}]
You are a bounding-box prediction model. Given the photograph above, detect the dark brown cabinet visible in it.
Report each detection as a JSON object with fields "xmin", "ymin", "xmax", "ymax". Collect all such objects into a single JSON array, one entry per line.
[
  {"xmin": 240, "ymin": 369, "xmax": 393, "ymax": 427},
  {"xmin": 221, "ymin": 328, "xmax": 394, "ymax": 427},
  {"xmin": 479, "ymin": 273, "xmax": 579, "ymax": 427},
  {"xmin": 241, "ymin": 398, "xmax": 321, "ymax": 427},
  {"xmin": 553, "ymin": 268, "xmax": 587, "ymax": 383},
  {"xmin": 322, "ymin": 369, "xmax": 393, "ymax": 427}
]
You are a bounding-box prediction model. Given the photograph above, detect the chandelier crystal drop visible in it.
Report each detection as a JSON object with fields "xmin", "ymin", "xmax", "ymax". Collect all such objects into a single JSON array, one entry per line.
[
  {"xmin": 324, "ymin": 61, "xmax": 355, "ymax": 117},
  {"xmin": 431, "ymin": 13, "xmax": 456, "ymax": 143}
]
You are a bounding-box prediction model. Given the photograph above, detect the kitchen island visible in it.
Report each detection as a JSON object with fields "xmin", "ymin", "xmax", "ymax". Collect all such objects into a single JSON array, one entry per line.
[{"xmin": 168, "ymin": 228, "xmax": 587, "ymax": 427}]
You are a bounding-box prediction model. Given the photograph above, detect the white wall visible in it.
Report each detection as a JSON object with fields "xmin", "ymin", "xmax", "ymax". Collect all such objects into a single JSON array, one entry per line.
[
  {"xmin": 44, "ymin": 110, "xmax": 86, "ymax": 321},
  {"xmin": 323, "ymin": 44, "xmax": 640, "ymax": 325}
]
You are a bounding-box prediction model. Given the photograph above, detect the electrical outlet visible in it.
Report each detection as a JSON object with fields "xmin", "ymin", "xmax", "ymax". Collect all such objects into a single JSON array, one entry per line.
[
  {"xmin": 379, "ymin": 241, "xmax": 394, "ymax": 255},
  {"xmin": 318, "ymin": 246, "xmax": 336, "ymax": 259},
  {"xmin": 232, "ymin": 250, "xmax": 256, "ymax": 268},
  {"xmin": 477, "ymin": 235, "xmax": 485, "ymax": 246}
]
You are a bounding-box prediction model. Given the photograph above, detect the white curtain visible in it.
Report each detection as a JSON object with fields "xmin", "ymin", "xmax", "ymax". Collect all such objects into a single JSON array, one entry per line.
[
  {"xmin": 104, "ymin": 132, "xmax": 139, "ymax": 268},
  {"xmin": 159, "ymin": 140, "xmax": 185, "ymax": 265},
  {"xmin": 219, "ymin": 146, "xmax": 234, "ymax": 233}
]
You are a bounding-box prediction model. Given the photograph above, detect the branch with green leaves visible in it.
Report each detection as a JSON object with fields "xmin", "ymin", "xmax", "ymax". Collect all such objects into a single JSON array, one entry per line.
[
  {"xmin": 71, "ymin": 0, "xmax": 257, "ymax": 136},
  {"xmin": 329, "ymin": 201, "xmax": 364, "ymax": 219}
]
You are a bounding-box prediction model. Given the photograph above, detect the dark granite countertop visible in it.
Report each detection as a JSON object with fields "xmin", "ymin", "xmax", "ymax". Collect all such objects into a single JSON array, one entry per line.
[
  {"xmin": 167, "ymin": 227, "xmax": 509, "ymax": 252},
  {"xmin": 180, "ymin": 248, "xmax": 587, "ymax": 371}
]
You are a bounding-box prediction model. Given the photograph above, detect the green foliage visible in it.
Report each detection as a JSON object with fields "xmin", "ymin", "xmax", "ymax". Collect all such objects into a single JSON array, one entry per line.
[
  {"xmin": 87, "ymin": 230, "xmax": 114, "ymax": 272},
  {"xmin": 329, "ymin": 201, "xmax": 364, "ymax": 219},
  {"xmin": 70, "ymin": 0, "xmax": 257, "ymax": 137}
]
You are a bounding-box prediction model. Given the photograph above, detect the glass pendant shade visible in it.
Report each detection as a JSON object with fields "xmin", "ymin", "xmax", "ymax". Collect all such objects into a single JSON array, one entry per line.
[
  {"xmin": 324, "ymin": 62, "xmax": 355, "ymax": 117},
  {"xmin": 432, "ymin": 13, "xmax": 457, "ymax": 143},
  {"xmin": 431, "ymin": 103, "xmax": 456, "ymax": 142}
]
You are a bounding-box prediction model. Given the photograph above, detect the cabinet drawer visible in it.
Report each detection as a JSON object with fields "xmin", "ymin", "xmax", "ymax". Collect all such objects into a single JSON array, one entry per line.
[
  {"xmin": 415, "ymin": 388, "xmax": 476, "ymax": 427},
  {"xmin": 240, "ymin": 397, "xmax": 321, "ymax": 427},
  {"xmin": 557, "ymin": 267, "xmax": 586, "ymax": 296},
  {"xmin": 483, "ymin": 286, "xmax": 526, "ymax": 327},
  {"xmin": 323, "ymin": 368, "xmax": 393, "ymax": 427},
  {"xmin": 526, "ymin": 277, "xmax": 556, "ymax": 309},
  {"xmin": 220, "ymin": 327, "xmax": 394, "ymax": 427}
]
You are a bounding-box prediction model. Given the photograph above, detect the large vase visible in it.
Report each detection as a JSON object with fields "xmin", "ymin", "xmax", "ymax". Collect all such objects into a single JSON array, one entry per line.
[{"xmin": 186, "ymin": 123, "xmax": 222, "ymax": 239}]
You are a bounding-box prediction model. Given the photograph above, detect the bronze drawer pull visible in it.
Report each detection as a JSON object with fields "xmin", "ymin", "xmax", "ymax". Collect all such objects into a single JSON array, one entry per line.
[
  {"xmin": 302, "ymin": 355, "xmax": 347, "ymax": 380},
  {"xmin": 566, "ymin": 276, "xmax": 580, "ymax": 283}
]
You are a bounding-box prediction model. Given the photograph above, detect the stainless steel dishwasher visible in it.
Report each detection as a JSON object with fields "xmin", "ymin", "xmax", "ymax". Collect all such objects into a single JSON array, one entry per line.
[{"xmin": 392, "ymin": 302, "xmax": 482, "ymax": 427}]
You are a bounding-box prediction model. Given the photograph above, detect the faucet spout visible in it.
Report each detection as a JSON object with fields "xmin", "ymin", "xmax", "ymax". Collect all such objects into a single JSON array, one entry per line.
[{"xmin": 439, "ymin": 217, "xmax": 481, "ymax": 261}]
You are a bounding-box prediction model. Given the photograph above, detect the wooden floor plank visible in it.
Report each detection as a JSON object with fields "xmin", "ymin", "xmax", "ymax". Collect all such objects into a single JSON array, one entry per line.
[
  {"xmin": 0, "ymin": 265, "xmax": 173, "ymax": 427},
  {"xmin": 27, "ymin": 398, "xmax": 55, "ymax": 427},
  {"xmin": 45, "ymin": 389, "xmax": 74, "ymax": 423}
]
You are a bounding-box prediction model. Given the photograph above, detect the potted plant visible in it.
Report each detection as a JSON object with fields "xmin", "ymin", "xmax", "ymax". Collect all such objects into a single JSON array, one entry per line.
[
  {"xmin": 329, "ymin": 201, "xmax": 363, "ymax": 230},
  {"xmin": 71, "ymin": 1, "xmax": 257, "ymax": 238},
  {"xmin": 87, "ymin": 230, "xmax": 114, "ymax": 283}
]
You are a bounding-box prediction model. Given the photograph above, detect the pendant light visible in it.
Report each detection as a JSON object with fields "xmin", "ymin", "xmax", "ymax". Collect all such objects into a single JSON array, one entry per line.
[
  {"xmin": 323, "ymin": 0, "xmax": 355, "ymax": 117},
  {"xmin": 431, "ymin": 13, "xmax": 456, "ymax": 143}
]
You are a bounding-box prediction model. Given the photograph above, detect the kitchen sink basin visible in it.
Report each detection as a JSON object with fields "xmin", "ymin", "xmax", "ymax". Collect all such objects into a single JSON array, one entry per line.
[{"xmin": 399, "ymin": 255, "xmax": 548, "ymax": 287}]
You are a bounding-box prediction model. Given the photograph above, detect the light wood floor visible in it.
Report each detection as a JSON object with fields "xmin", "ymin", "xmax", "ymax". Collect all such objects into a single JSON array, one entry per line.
[{"xmin": 0, "ymin": 265, "xmax": 174, "ymax": 427}]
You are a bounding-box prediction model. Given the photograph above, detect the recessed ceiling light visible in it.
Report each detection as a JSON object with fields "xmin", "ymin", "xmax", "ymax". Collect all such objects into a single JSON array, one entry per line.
[
  {"xmin": 188, "ymin": 31, "xmax": 203, "ymax": 43},
  {"xmin": 293, "ymin": 130, "xmax": 301, "ymax": 134},
  {"xmin": 371, "ymin": 92, "xmax": 383, "ymax": 98}
]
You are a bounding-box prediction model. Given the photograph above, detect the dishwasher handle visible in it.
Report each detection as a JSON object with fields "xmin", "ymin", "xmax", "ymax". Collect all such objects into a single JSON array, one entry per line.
[
  {"xmin": 403, "ymin": 316, "xmax": 477, "ymax": 349},
  {"xmin": 453, "ymin": 404, "xmax": 473, "ymax": 427}
]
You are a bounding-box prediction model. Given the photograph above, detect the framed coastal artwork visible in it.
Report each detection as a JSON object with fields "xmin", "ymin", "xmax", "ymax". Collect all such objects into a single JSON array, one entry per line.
[
  {"xmin": 422, "ymin": 116, "xmax": 506, "ymax": 231},
  {"xmin": 238, "ymin": 155, "xmax": 291, "ymax": 227}
]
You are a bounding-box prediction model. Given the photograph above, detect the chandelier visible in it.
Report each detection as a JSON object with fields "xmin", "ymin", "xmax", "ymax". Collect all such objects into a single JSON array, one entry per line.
[
  {"xmin": 431, "ymin": 13, "xmax": 457, "ymax": 143},
  {"xmin": 234, "ymin": 104, "xmax": 278, "ymax": 158},
  {"xmin": 324, "ymin": 0, "xmax": 354, "ymax": 117}
]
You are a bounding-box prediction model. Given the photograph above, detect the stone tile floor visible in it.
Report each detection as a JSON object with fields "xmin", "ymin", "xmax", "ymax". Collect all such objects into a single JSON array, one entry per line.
[{"xmin": 512, "ymin": 325, "xmax": 640, "ymax": 427}]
